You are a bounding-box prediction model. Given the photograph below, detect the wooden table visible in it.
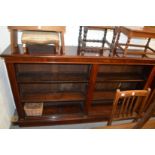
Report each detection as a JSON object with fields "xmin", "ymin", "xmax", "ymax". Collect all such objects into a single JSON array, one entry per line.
[{"xmin": 113, "ymin": 26, "xmax": 155, "ymax": 57}]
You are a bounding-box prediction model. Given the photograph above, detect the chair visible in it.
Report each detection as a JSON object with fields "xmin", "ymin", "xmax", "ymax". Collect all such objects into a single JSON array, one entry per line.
[
  {"xmin": 95, "ymin": 89, "xmax": 155, "ymax": 129},
  {"xmin": 77, "ymin": 26, "xmax": 116, "ymax": 56},
  {"xmin": 107, "ymin": 88, "xmax": 151, "ymax": 126},
  {"xmin": 8, "ymin": 26, "xmax": 66, "ymax": 54},
  {"xmin": 112, "ymin": 26, "xmax": 155, "ymax": 57}
]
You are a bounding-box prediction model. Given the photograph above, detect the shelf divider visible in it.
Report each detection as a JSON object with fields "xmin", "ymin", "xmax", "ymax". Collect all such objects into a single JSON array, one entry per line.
[{"xmin": 85, "ymin": 64, "xmax": 99, "ymax": 114}]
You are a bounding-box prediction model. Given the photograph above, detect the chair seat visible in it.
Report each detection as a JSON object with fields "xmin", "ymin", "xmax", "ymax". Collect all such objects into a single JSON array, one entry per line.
[{"xmin": 22, "ymin": 31, "xmax": 59, "ymax": 44}]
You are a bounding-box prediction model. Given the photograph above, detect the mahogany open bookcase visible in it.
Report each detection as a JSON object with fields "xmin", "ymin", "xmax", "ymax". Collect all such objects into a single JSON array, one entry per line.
[
  {"xmin": 1, "ymin": 45, "xmax": 155, "ymax": 127},
  {"xmin": 1, "ymin": 26, "xmax": 155, "ymax": 127}
]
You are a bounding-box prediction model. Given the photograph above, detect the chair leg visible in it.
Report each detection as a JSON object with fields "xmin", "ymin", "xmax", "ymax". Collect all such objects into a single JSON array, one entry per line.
[
  {"xmin": 112, "ymin": 31, "xmax": 120, "ymax": 56},
  {"xmin": 144, "ymin": 38, "xmax": 151, "ymax": 57},
  {"xmin": 101, "ymin": 29, "xmax": 107, "ymax": 55},
  {"xmin": 107, "ymin": 119, "xmax": 112, "ymax": 126},
  {"xmin": 123, "ymin": 37, "xmax": 131, "ymax": 57},
  {"xmin": 55, "ymin": 43, "xmax": 59, "ymax": 54},
  {"xmin": 133, "ymin": 118, "xmax": 139, "ymax": 122},
  {"xmin": 77, "ymin": 26, "xmax": 83, "ymax": 55},
  {"xmin": 81, "ymin": 27, "xmax": 88, "ymax": 55},
  {"xmin": 110, "ymin": 28, "xmax": 117, "ymax": 56}
]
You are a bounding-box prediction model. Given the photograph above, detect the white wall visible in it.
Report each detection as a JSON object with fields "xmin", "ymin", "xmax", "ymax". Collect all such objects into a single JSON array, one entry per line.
[
  {"xmin": 0, "ymin": 27, "xmax": 10, "ymax": 52},
  {"xmin": 0, "ymin": 60, "xmax": 15, "ymax": 128},
  {"xmin": 0, "ymin": 27, "xmax": 15, "ymax": 128}
]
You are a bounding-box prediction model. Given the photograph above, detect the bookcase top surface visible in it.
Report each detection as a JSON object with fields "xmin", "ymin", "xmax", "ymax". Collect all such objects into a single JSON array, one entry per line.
[{"xmin": 1, "ymin": 45, "xmax": 155, "ymax": 65}]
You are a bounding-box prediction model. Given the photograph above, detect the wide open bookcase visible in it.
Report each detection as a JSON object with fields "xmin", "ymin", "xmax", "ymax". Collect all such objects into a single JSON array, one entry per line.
[{"xmin": 1, "ymin": 45, "xmax": 155, "ymax": 127}]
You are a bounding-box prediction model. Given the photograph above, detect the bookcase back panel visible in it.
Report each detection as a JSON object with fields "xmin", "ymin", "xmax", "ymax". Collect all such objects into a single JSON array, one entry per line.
[{"xmin": 20, "ymin": 83, "xmax": 86, "ymax": 94}]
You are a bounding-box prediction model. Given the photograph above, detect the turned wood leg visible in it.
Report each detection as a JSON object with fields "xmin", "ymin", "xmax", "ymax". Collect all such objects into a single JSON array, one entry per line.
[
  {"xmin": 77, "ymin": 26, "xmax": 83, "ymax": 55},
  {"xmin": 82, "ymin": 27, "xmax": 88, "ymax": 55},
  {"xmin": 110, "ymin": 28, "xmax": 117, "ymax": 56},
  {"xmin": 101, "ymin": 29, "xmax": 107, "ymax": 55}
]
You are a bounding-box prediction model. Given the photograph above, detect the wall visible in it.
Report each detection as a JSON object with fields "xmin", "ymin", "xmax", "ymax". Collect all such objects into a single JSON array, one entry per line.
[
  {"xmin": 0, "ymin": 27, "xmax": 15, "ymax": 128},
  {"xmin": 0, "ymin": 60, "xmax": 15, "ymax": 128}
]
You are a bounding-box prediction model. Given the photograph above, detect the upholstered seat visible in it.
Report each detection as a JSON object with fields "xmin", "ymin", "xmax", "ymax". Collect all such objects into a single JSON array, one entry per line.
[
  {"xmin": 22, "ymin": 31, "xmax": 59, "ymax": 44},
  {"xmin": 21, "ymin": 31, "xmax": 60, "ymax": 54}
]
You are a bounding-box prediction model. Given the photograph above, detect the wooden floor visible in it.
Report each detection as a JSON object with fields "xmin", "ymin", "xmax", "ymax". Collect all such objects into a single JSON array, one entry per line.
[{"xmin": 95, "ymin": 119, "xmax": 155, "ymax": 129}]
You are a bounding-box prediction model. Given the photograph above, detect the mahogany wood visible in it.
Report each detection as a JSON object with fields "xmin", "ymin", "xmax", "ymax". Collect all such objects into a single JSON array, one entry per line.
[{"xmin": 1, "ymin": 45, "xmax": 155, "ymax": 127}]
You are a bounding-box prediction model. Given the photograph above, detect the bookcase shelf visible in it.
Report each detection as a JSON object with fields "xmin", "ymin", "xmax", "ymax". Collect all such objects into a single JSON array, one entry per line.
[
  {"xmin": 21, "ymin": 92, "xmax": 85, "ymax": 102},
  {"xmin": 43, "ymin": 101, "xmax": 84, "ymax": 116},
  {"xmin": 97, "ymin": 72, "xmax": 146, "ymax": 82}
]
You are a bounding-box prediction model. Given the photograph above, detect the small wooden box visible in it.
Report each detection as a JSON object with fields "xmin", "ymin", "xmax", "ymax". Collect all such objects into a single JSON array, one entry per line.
[{"xmin": 24, "ymin": 103, "xmax": 43, "ymax": 116}]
